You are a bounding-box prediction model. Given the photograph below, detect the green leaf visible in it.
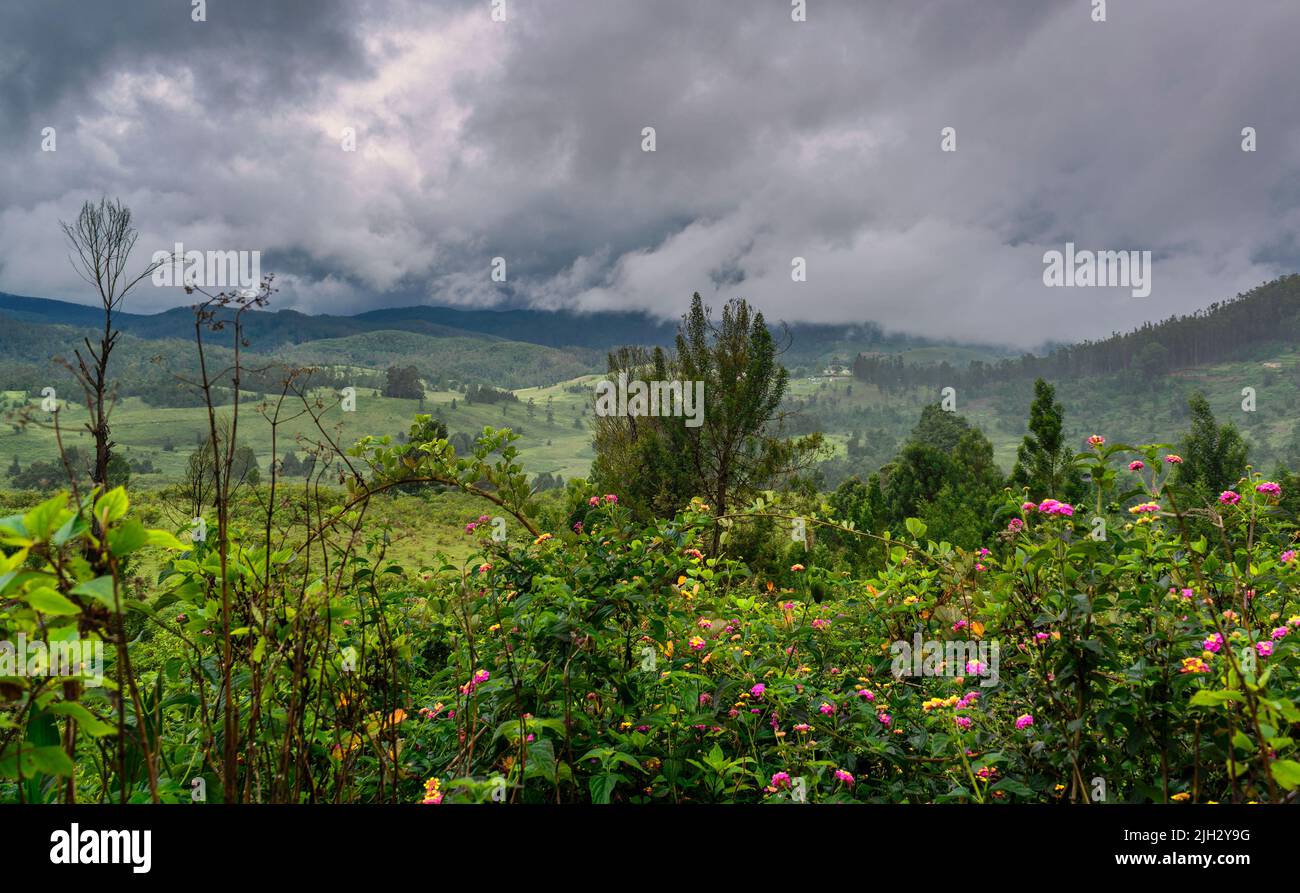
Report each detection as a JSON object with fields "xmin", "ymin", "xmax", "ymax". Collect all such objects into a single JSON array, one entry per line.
[
  {"xmin": 1270, "ymin": 759, "xmax": 1300, "ymax": 790},
  {"xmin": 52, "ymin": 513, "xmax": 89, "ymax": 547},
  {"xmin": 108, "ymin": 520, "xmax": 149, "ymax": 557},
  {"xmin": 45, "ymin": 703, "xmax": 117, "ymax": 738},
  {"xmin": 0, "ymin": 744, "xmax": 76, "ymax": 779},
  {"xmin": 70, "ymin": 576, "xmax": 117, "ymax": 609},
  {"xmin": 27, "ymin": 745, "xmax": 76, "ymax": 777},
  {"xmin": 0, "ymin": 512, "xmax": 27, "ymax": 541},
  {"xmin": 22, "ymin": 494, "xmax": 69, "ymax": 541},
  {"xmin": 24, "ymin": 587, "xmax": 81, "ymax": 616},
  {"xmin": 589, "ymin": 772, "xmax": 622, "ymax": 804},
  {"xmin": 94, "ymin": 487, "xmax": 130, "ymax": 526},
  {"xmin": 990, "ymin": 777, "xmax": 1036, "ymax": 797},
  {"xmin": 1189, "ymin": 689, "xmax": 1243, "ymax": 707},
  {"xmin": 146, "ymin": 528, "xmax": 189, "ymax": 551},
  {"xmin": 524, "ymin": 739, "xmax": 558, "ymax": 784}
]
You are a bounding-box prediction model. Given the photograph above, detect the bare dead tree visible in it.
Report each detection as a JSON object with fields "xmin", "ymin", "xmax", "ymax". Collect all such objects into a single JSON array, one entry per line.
[
  {"xmin": 56, "ymin": 197, "xmax": 162, "ymax": 803},
  {"xmin": 59, "ymin": 197, "xmax": 162, "ymax": 493}
]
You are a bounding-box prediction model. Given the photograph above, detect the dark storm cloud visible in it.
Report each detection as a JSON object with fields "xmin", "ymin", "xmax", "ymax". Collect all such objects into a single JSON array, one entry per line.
[
  {"xmin": 0, "ymin": 0, "xmax": 1297, "ymax": 347},
  {"xmin": 0, "ymin": 0, "xmax": 369, "ymax": 142}
]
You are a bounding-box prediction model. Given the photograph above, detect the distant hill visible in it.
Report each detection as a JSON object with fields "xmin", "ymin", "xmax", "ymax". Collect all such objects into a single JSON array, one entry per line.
[
  {"xmin": 352, "ymin": 305, "xmax": 679, "ymax": 350},
  {"xmin": 0, "ymin": 292, "xmax": 678, "ymax": 352},
  {"xmin": 0, "ymin": 313, "xmax": 601, "ymax": 395},
  {"xmin": 6, "ymin": 277, "xmax": 1300, "ymax": 382},
  {"xmin": 0, "ymin": 291, "xmax": 1008, "ymax": 368},
  {"xmin": 0, "ymin": 292, "xmax": 157, "ymax": 328},
  {"xmin": 278, "ymin": 330, "xmax": 601, "ymax": 390},
  {"xmin": 850, "ymin": 275, "xmax": 1300, "ymax": 391}
]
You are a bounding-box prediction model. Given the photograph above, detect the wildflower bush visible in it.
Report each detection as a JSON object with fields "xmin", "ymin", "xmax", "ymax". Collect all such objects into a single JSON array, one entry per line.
[
  {"xmin": 406, "ymin": 439, "xmax": 1300, "ymax": 804},
  {"xmin": 3, "ymin": 429, "xmax": 1298, "ymax": 804}
]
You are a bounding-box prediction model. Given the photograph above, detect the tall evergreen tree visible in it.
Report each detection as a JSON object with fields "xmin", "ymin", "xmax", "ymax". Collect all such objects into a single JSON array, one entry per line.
[
  {"xmin": 1173, "ymin": 392, "xmax": 1249, "ymax": 504},
  {"xmin": 1009, "ymin": 379, "xmax": 1084, "ymax": 503}
]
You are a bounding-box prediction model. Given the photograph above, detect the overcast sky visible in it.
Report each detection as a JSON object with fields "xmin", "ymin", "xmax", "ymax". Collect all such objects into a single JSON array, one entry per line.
[{"xmin": 1, "ymin": 0, "xmax": 1297, "ymax": 348}]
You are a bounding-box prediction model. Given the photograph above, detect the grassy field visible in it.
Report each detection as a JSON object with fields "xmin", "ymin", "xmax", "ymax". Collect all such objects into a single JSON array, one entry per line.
[
  {"xmin": 0, "ymin": 479, "xmax": 541, "ymax": 570},
  {"xmin": 1, "ymin": 379, "xmax": 598, "ymax": 487}
]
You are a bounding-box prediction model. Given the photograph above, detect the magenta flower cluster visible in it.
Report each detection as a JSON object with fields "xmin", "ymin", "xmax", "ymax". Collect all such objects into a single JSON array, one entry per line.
[{"xmin": 1026, "ymin": 498, "xmax": 1074, "ymax": 516}]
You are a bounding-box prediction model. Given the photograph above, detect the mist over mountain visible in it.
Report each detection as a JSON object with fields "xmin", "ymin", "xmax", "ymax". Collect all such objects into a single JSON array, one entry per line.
[{"xmin": 0, "ymin": 289, "xmax": 1014, "ymax": 365}]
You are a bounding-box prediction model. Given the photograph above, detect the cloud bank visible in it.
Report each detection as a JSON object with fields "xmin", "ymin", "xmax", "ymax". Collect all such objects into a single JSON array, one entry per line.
[{"xmin": 1, "ymin": 0, "xmax": 1297, "ymax": 347}]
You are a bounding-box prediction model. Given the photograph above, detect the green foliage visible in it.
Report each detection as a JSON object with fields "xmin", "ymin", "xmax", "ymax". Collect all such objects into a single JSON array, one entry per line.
[
  {"xmin": 5, "ymin": 418, "xmax": 1300, "ymax": 805},
  {"xmin": 398, "ymin": 444, "xmax": 1300, "ymax": 804},
  {"xmin": 383, "ymin": 364, "xmax": 425, "ymax": 400},
  {"xmin": 0, "ymin": 488, "xmax": 186, "ymax": 802},
  {"xmin": 1009, "ymin": 378, "xmax": 1085, "ymax": 503},
  {"xmin": 1173, "ymin": 391, "xmax": 1250, "ymax": 504},
  {"xmin": 5, "ymin": 278, "xmax": 1300, "ymax": 808},
  {"xmin": 592, "ymin": 294, "xmax": 825, "ymax": 538},
  {"xmin": 875, "ymin": 406, "xmax": 1004, "ymax": 549}
]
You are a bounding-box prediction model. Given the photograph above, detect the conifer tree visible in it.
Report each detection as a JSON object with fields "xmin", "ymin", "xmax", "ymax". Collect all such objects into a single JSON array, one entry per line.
[
  {"xmin": 1173, "ymin": 392, "xmax": 1249, "ymax": 504},
  {"xmin": 1009, "ymin": 379, "xmax": 1084, "ymax": 503}
]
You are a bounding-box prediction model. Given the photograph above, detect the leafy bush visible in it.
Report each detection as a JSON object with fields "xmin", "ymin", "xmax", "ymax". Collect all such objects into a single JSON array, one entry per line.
[
  {"xmin": 3, "ymin": 431, "xmax": 1297, "ymax": 804},
  {"xmin": 399, "ymin": 440, "xmax": 1300, "ymax": 803}
]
